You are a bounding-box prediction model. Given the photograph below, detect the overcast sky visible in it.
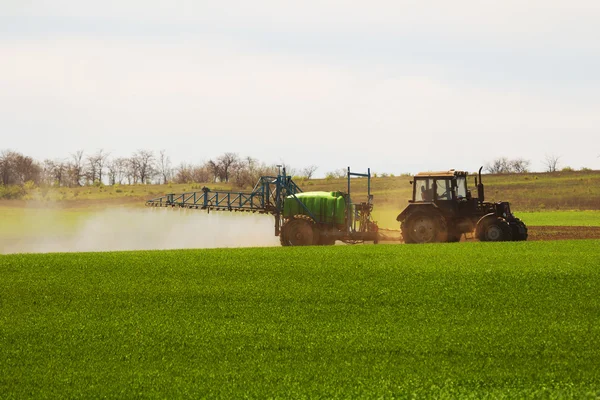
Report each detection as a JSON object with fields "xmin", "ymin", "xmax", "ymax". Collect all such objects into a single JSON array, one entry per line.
[{"xmin": 2, "ymin": 0, "xmax": 599, "ymax": 176}]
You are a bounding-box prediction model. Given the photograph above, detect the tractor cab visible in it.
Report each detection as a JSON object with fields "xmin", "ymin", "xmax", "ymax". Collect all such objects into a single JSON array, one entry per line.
[{"xmin": 411, "ymin": 170, "xmax": 470, "ymax": 203}]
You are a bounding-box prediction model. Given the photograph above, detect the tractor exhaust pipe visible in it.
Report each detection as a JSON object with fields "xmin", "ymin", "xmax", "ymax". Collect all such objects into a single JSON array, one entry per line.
[{"xmin": 477, "ymin": 166, "xmax": 485, "ymax": 203}]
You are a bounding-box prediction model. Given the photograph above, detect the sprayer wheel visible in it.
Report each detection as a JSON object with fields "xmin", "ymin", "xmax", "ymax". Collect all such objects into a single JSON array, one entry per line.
[{"xmin": 280, "ymin": 215, "xmax": 316, "ymax": 246}]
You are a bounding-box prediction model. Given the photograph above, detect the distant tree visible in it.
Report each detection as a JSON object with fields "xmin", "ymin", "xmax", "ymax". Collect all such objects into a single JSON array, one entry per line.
[
  {"xmin": 173, "ymin": 162, "xmax": 211, "ymax": 183},
  {"xmin": 106, "ymin": 157, "xmax": 128, "ymax": 185},
  {"xmin": 125, "ymin": 157, "xmax": 140, "ymax": 184},
  {"xmin": 0, "ymin": 150, "xmax": 42, "ymax": 185},
  {"xmin": 510, "ymin": 158, "xmax": 531, "ymax": 173},
  {"xmin": 544, "ymin": 154, "xmax": 561, "ymax": 173},
  {"xmin": 85, "ymin": 153, "xmax": 99, "ymax": 184},
  {"xmin": 217, "ymin": 152, "xmax": 239, "ymax": 183},
  {"xmin": 301, "ymin": 165, "xmax": 318, "ymax": 179},
  {"xmin": 157, "ymin": 150, "xmax": 172, "ymax": 184},
  {"xmin": 70, "ymin": 150, "xmax": 85, "ymax": 186},
  {"xmin": 0, "ymin": 150, "xmax": 17, "ymax": 185},
  {"xmin": 325, "ymin": 168, "xmax": 346, "ymax": 179},
  {"xmin": 206, "ymin": 160, "xmax": 222, "ymax": 182},
  {"xmin": 485, "ymin": 157, "xmax": 511, "ymax": 174},
  {"xmin": 485, "ymin": 157, "xmax": 531, "ymax": 174},
  {"xmin": 42, "ymin": 159, "xmax": 68, "ymax": 186},
  {"xmin": 173, "ymin": 162, "xmax": 192, "ymax": 183},
  {"xmin": 94, "ymin": 149, "xmax": 109, "ymax": 183},
  {"xmin": 133, "ymin": 150, "xmax": 156, "ymax": 184}
]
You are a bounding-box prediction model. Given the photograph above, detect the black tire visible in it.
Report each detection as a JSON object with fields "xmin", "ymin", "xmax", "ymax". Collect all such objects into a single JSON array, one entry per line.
[
  {"xmin": 280, "ymin": 215, "xmax": 316, "ymax": 246},
  {"xmin": 401, "ymin": 211, "xmax": 447, "ymax": 244},
  {"xmin": 317, "ymin": 236, "xmax": 336, "ymax": 246},
  {"xmin": 279, "ymin": 220, "xmax": 290, "ymax": 246},
  {"xmin": 511, "ymin": 219, "xmax": 528, "ymax": 241},
  {"xmin": 478, "ymin": 218, "xmax": 513, "ymax": 242},
  {"xmin": 447, "ymin": 230, "xmax": 462, "ymax": 243}
]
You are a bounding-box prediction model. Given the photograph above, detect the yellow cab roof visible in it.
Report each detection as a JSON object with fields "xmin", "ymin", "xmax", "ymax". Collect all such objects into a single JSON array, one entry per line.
[{"xmin": 415, "ymin": 170, "xmax": 469, "ymax": 178}]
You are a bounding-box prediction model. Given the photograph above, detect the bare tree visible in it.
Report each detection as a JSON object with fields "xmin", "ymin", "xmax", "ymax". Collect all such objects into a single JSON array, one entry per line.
[
  {"xmin": 125, "ymin": 157, "xmax": 140, "ymax": 184},
  {"xmin": 42, "ymin": 159, "xmax": 68, "ymax": 186},
  {"xmin": 0, "ymin": 150, "xmax": 16, "ymax": 185},
  {"xmin": 95, "ymin": 149, "xmax": 109, "ymax": 183},
  {"xmin": 86, "ymin": 154, "xmax": 98, "ymax": 184},
  {"xmin": 206, "ymin": 160, "xmax": 224, "ymax": 182},
  {"xmin": 485, "ymin": 157, "xmax": 531, "ymax": 174},
  {"xmin": 107, "ymin": 157, "xmax": 128, "ymax": 185},
  {"xmin": 301, "ymin": 165, "xmax": 318, "ymax": 179},
  {"xmin": 510, "ymin": 158, "xmax": 531, "ymax": 173},
  {"xmin": 544, "ymin": 154, "xmax": 561, "ymax": 173},
  {"xmin": 485, "ymin": 157, "xmax": 511, "ymax": 174},
  {"xmin": 217, "ymin": 152, "xmax": 239, "ymax": 183},
  {"xmin": 70, "ymin": 150, "xmax": 85, "ymax": 186},
  {"xmin": 133, "ymin": 150, "xmax": 156, "ymax": 184},
  {"xmin": 158, "ymin": 150, "xmax": 172, "ymax": 184},
  {"xmin": 0, "ymin": 150, "xmax": 42, "ymax": 185},
  {"xmin": 174, "ymin": 162, "xmax": 191, "ymax": 183},
  {"xmin": 173, "ymin": 162, "xmax": 212, "ymax": 184},
  {"xmin": 325, "ymin": 168, "xmax": 346, "ymax": 179}
]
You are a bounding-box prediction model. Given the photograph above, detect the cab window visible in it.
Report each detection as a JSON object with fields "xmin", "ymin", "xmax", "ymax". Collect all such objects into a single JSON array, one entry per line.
[
  {"xmin": 456, "ymin": 177, "xmax": 467, "ymax": 199},
  {"xmin": 415, "ymin": 178, "xmax": 434, "ymax": 201},
  {"xmin": 436, "ymin": 179, "xmax": 451, "ymax": 200}
]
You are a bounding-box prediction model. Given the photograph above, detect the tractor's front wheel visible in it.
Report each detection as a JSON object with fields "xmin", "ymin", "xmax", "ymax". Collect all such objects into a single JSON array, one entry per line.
[
  {"xmin": 511, "ymin": 219, "xmax": 528, "ymax": 241},
  {"xmin": 478, "ymin": 218, "xmax": 513, "ymax": 242},
  {"xmin": 402, "ymin": 211, "xmax": 447, "ymax": 244}
]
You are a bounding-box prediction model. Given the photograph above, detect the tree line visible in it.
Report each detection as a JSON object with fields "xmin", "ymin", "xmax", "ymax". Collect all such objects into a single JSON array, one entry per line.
[
  {"xmin": 0, "ymin": 149, "xmax": 588, "ymax": 192},
  {"xmin": 483, "ymin": 155, "xmax": 587, "ymax": 174},
  {"xmin": 0, "ymin": 149, "xmax": 320, "ymax": 189}
]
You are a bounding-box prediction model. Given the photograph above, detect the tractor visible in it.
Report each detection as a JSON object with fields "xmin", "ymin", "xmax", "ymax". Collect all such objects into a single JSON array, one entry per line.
[{"xmin": 396, "ymin": 167, "xmax": 527, "ymax": 243}]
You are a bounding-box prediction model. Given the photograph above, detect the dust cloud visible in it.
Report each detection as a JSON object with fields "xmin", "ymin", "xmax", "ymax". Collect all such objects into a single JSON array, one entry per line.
[{"xmin": 1, "ymin": 207, "xmax": 280, "ymax": 254}]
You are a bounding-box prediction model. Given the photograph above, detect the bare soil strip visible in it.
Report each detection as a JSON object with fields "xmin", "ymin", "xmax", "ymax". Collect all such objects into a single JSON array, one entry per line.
[
  {"xmin": 528, "ymin": 226, "xmax": 600, "ymax": 241},
  {"xmin": 378, "ymin": 226, "xmax": 600, "ymax": 243}
]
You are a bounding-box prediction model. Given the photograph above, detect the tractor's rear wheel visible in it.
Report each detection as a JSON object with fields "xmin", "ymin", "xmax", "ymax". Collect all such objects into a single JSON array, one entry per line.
[
  {"xmin": 511, "ymin": 219, "xmax": 528, "ymax": 241},
  {"xmin": 478, "ymin": 218, "xmax": 513, "ymax": 242},
  {"xmin": 402, "ymin": 211, "xmax": 447, "ymax": 244},
  {"xmin": 280, "ymin": 215, "xmax": 316, "ymax": 246}
]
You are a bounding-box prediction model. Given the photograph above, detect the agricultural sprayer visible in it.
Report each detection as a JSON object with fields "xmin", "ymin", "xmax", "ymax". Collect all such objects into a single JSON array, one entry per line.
[{"xmin": 145, "ymin": 167, "xmax": 379, "ymax": 246}]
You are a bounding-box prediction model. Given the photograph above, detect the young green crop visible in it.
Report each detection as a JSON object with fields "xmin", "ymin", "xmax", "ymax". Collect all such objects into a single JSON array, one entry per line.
[
  {"xmin": 518, "ymin": 210, "xmax": 600, "ymax": 227},
  {"xmin": 1, "ymin": 241, "xmax": 600, "ymax": 398}
]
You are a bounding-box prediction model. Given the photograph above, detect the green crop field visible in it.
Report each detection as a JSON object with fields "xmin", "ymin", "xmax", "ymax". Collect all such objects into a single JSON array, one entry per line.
[
  {"xmin": 518, "ymin": 211, "xmax": 600, "ymax": 227},
  {"xmin": 2, "ymin": 242, "xmax": 600, "ymax": 398}
]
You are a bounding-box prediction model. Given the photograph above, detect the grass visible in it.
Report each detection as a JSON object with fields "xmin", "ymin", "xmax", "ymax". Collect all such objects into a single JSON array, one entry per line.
[
  {"xmin": 519, "ymin": 210, "xmax": 600, "ymax": 227},
  {"xmin": 2, "ymin": 242, "xmax": 600, "ymax": 398}
]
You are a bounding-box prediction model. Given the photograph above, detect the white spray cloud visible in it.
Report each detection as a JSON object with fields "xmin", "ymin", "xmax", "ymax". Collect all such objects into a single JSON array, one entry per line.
[{"xmin": 1, "ymin": 207, "xmax": 280, "ymax": 254}]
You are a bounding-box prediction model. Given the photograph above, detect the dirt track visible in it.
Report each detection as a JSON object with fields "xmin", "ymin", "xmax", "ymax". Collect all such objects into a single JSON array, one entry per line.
[
  {"xmin": 528, "ymin": 226, "xmax": 600, "ymax": 241},
  {"xmin": 379, "ymin": 226, "xmax": 600, "ymax": 243}
]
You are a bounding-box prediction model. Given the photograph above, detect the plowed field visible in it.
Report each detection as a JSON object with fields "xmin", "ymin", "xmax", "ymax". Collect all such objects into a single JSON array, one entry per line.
[
  {"xmin": 378, "ymin": 226, "xmax": 600, "ymax": 243},
  {"xmin": 529, "ymin": 226, "xmax": 600, "ymax": 241}
]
